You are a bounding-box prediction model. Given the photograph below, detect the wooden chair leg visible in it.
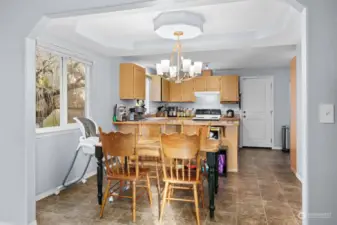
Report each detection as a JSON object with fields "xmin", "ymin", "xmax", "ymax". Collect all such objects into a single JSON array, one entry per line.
[
  {"xmin": 146, "ymin": 174, "xmax": 153, "ymax": 205},
  {"xmin": 119, "ymin": 180, "xmax": 124, "ymax": 199},
  {"xmin": 167, "ymin": 184, "xmax": 172, "ymax": 204},
  {"xmin": 170, "ymin": 188, "xmax": 174, "ymax": 203},
  {"xmin": 156, "ymin": 162, "xmax": 161, "ymax": 194},
  {"xmin": 193, "ymin": 184, "xmax": 201, "ymax": 225},
  {"xmin": 132, "ymin": 181, "xmax": 136, "ymax": 223},
  {"xmin": 199, "ymin": 181, "xmax": 205, "ymax": 208},
  {"xmin": 100, "ymin": 180, "xmax": 112, "ymax": 218},
  {"xmin": 159, "ymin": 182, "xmax": 169, "ymax": 223}
]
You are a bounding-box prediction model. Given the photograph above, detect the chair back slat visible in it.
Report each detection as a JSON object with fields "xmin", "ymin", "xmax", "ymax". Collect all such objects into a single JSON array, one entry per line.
[
  {"xmin": 99, "ymin": 127, "xmax": 139, "ymax": 178},
  {"xmin": 160, "ymin": 132, "xmax": 200, "ymax": 181}
]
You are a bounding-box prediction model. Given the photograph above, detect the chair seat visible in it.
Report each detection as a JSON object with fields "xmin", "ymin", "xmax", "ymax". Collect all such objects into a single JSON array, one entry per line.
[{"xmin": 106, "ymin": 168, "xmax": 150, "ymax": 181}]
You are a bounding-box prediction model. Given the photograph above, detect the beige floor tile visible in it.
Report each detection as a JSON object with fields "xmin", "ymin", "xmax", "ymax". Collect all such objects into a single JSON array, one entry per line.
[{"xmin": 36, "ymin": 149, "xmax": 302, "ymax": 225}]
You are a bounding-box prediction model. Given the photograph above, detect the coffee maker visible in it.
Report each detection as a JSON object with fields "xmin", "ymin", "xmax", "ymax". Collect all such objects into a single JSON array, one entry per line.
[{"xmin": 114, "ymin": 104, "xmax": 127, "ymax": 121}]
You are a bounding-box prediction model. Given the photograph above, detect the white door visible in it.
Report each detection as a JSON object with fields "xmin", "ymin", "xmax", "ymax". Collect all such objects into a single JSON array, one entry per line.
[{"xmin": 241, "ymin": 77, "xmax": 273, "ymax": 148}]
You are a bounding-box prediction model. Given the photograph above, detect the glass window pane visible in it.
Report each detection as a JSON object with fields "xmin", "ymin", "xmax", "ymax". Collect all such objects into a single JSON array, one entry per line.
[
  {"xmin": 67, "ymin": 58, "xmax": 86, "ymax": 123},
  {"xmin": 36, "ymin": 48, "xmax": 61, "ymax": 128}
]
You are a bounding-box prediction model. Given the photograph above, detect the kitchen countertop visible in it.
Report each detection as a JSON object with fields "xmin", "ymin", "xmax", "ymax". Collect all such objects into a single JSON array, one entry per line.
[{"xmin": 113, "ymin": 116, "xmax": 240, "ymax": 126}]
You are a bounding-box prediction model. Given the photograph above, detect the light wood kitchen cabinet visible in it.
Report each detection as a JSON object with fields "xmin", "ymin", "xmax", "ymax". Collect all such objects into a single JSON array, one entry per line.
[
  {"xmin": 119, "ymin": 63, "xmax": 145, "ymax": 100},
  {"xmin": 206, "ymin": 76, "xmax": 221, "ymax": 91},
  {"xmin": 169, "ymin": 82, "xmax": 182, "ymax": 102},
  {"xmin": 162, "ymin": 79, "xmax": 170, "ymax": 102},
  {"xmin": 194, "ymin": 77, "xmax": 207, "ymax": 91},
  {"xmin": 181, "ymin": 79, "xmax": 195, "ymax": 102},
  {"xmin": 150, "ymin": 76, "xmax": 170, "ymax": 102},
  {"xmin": 150, "ymin": 75, "xmax": 162, "ymax": 102},
  {"xmin": 202, "ymin": 69, "xmax": 213, "ymax": 77},
  {"xmin": 220, "ymin": 75, "xmax": 239, "ymax": 102}
]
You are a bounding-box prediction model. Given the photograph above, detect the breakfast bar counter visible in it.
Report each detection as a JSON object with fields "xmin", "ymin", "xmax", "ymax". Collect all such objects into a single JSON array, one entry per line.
[
  {"xmin": 112, "ymin": 117, "xmax": 239, "ymax": 172},
  {"xmin": 112, "ymin": 116, "xmax": 240, "ymax": 126}
]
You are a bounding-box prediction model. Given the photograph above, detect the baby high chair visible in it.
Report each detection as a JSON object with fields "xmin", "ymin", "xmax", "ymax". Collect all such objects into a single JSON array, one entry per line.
[{"xmin": 55, "ymin": 117, "xmax": 99, "ymax": 194}]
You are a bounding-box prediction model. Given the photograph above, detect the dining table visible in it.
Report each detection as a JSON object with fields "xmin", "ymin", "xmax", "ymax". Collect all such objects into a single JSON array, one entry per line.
[{"xmin": 95, "ymin": 137, "xmax": 221, "ymax": 219}]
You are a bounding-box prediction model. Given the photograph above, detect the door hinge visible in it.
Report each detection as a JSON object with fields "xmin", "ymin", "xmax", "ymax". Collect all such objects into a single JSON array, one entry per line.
[{"xmin": 270, "ymin": 138, "xmax": 272, "ymax": 143}]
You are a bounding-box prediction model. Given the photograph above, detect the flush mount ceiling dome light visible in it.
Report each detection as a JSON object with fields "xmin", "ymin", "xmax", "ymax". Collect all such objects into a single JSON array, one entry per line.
[
  {"xmin": 154, "ymin": 11, "xmax": 204, "ymax": 40},
  {"xmin": 154, "ymin": 11, "xmax": 205, "ymax": 83}
]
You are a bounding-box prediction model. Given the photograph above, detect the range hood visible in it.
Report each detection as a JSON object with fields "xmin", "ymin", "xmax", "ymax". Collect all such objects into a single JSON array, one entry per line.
[{"xmin": 194, "ymin": 91, "xmax": 220, "ymax": 97}]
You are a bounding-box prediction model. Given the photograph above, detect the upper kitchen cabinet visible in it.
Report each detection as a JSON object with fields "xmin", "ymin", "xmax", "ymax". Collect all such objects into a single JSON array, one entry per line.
[
  {"xmin": 194, "ymin": 77, "xmax": 207, "ymax": 91},
  {"xmin": 150, "ymin": 75, "xmax": 162, "ymax": 102},
  {"xmin": 162, "ymin": 79, "xmax": 170, "ymax": 102},
  {"xmin": 181, "ymin": 79, "xmax": 195, "ymax": 102},
  {"xmin": 220, "ymin": 75, "xmax": 239, "ymax": 102},
  {"xmin": 169, "ymin": 82, "xmax": 182, "ymax": 102},
  {"xmin": 119, "ymin": 63, "xmax": 145, "ymax": 100},
  {"xmin": 206, "ymin": 76, "xmax": 221, "ymax": 91},
  {"xmin": 150, "ymin": 76, "xmax": 170, "ymax": 102},
  {"xmin": 202, "ymin": 69, "xmax": 213, "ymax": 77}
]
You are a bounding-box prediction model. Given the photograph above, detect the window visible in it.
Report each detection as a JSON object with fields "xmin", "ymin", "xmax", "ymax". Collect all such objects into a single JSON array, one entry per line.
[{"xmin": 36, "ymin": 47, "xmax": 90, "ymax": 130}]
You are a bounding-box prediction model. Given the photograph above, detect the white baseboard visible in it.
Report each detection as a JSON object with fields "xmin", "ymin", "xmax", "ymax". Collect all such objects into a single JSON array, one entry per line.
[
  {"xmin": 36, "ymin": 170, "xmax": 97, "ymax": 201},
  {"xmin": 29, "ymin": 220, "xmax": 37, "ymax": 225},
  {"xmin": 296, "ymin": 173, "xmax": 303, "ymax": 183},
  {"xmin": 0, "ymin": 219, "xmax": 38, "ymax": 225},
  {"xmin": 272, "ymin": 146, "xmax": 282, "ymax": 150}
]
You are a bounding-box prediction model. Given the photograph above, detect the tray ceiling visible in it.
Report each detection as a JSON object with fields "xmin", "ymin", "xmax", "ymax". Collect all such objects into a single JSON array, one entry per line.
[{"xmin": 40, "ymin": 0, "xmax": 301, "ymax": 58}]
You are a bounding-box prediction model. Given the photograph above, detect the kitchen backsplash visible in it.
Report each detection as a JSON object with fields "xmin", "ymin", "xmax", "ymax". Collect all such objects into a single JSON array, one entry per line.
[
  {"xmin": 120, "ymin": 100, "xmax": 239, "ymax": 116},
  {"xmin": 149, "ymin": 101, "xmax": 239, "ymax": 115}
]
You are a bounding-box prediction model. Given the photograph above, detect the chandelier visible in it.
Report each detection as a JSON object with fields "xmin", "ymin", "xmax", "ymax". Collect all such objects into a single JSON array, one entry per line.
[
  {"xmin": 154, "ymin": 11, "xmax": 204, "ymax": 83},
  {"xmin": 156, "ymin": 31, "xmax": 202, "ymax": 83}
]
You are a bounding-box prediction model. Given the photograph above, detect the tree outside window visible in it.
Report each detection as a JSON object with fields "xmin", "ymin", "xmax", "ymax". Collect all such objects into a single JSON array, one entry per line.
[{"xmin": 36, "ymin": 48, "xmax": 87, "ymax": 129}]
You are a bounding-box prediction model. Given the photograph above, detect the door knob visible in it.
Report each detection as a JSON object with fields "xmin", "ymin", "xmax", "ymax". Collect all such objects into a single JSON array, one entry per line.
[
  {"xmin": 243, "ymin": 111, "xmax": 246, "ymax": 114},
  {"xmin": 243, "ymin": 115, "xmax": 246, "ymax": 118}
]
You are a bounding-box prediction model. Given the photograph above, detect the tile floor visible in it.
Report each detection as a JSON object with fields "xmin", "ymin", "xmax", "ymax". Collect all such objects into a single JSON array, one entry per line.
[{"xmin": 37, "ymin": 149, "xmax": 302, "ymax": 225}]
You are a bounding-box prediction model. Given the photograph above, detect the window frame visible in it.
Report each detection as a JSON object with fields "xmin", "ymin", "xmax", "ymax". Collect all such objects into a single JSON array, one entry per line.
[{"xmin": 35, "ymin": 43, "xmax": 92, "ymax": 134}]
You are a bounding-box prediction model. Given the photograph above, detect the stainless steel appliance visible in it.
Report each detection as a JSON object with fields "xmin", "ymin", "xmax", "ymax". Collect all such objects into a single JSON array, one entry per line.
[
  {"xmin": 115, "ymin": 104, "xmax": 127, "ymax": 121},
  {"xmin": 226, "ymin": 109, "xmax": 235, "ymax": 118},
  {"xmin": 134, "ymin": 106, "xmax": 146, "ymax": 121},
  {"xmin": 192, "ymin": 109, "xmax": 221, "ymax": 121},
  {"xmin": 129, "ymin": 108, "xmax": 136, "ymax": 121}
]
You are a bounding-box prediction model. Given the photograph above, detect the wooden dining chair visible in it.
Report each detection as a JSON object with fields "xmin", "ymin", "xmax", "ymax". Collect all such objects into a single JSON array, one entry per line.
[
  {"xmin": 159, "ymin": 132, "xmax": 202, "ymax": 225},
  {"xmin": 98, "ymin": 127, "xmax": 152, "ymax": 223},
  {"xmin": 180, "ymin": 124, "xmax": 205, "ymax": 208}
]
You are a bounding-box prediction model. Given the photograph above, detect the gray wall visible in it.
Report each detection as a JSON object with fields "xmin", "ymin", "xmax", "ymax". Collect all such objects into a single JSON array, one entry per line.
[{"xmin": 303, "ymin": 1, "xmax": 337, "ymax": 224}]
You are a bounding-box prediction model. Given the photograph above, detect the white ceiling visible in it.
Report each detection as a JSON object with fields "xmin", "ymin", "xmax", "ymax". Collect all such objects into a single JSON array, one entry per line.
[{"xmin": 38, "ymin": 0, "xmax": 301, "ymax": 70}]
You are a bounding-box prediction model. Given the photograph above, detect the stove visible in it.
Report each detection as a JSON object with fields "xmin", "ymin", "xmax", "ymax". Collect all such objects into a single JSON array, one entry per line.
[{"xmin": 192, "ymin": 109, "xmax": 222, "ymax": 121}]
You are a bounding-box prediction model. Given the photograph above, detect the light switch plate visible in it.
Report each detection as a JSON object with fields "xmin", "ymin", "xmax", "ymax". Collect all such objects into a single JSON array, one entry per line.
[{"xmin": 319, "ymin": 104, "xmax": 335, "ymax": 124}]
